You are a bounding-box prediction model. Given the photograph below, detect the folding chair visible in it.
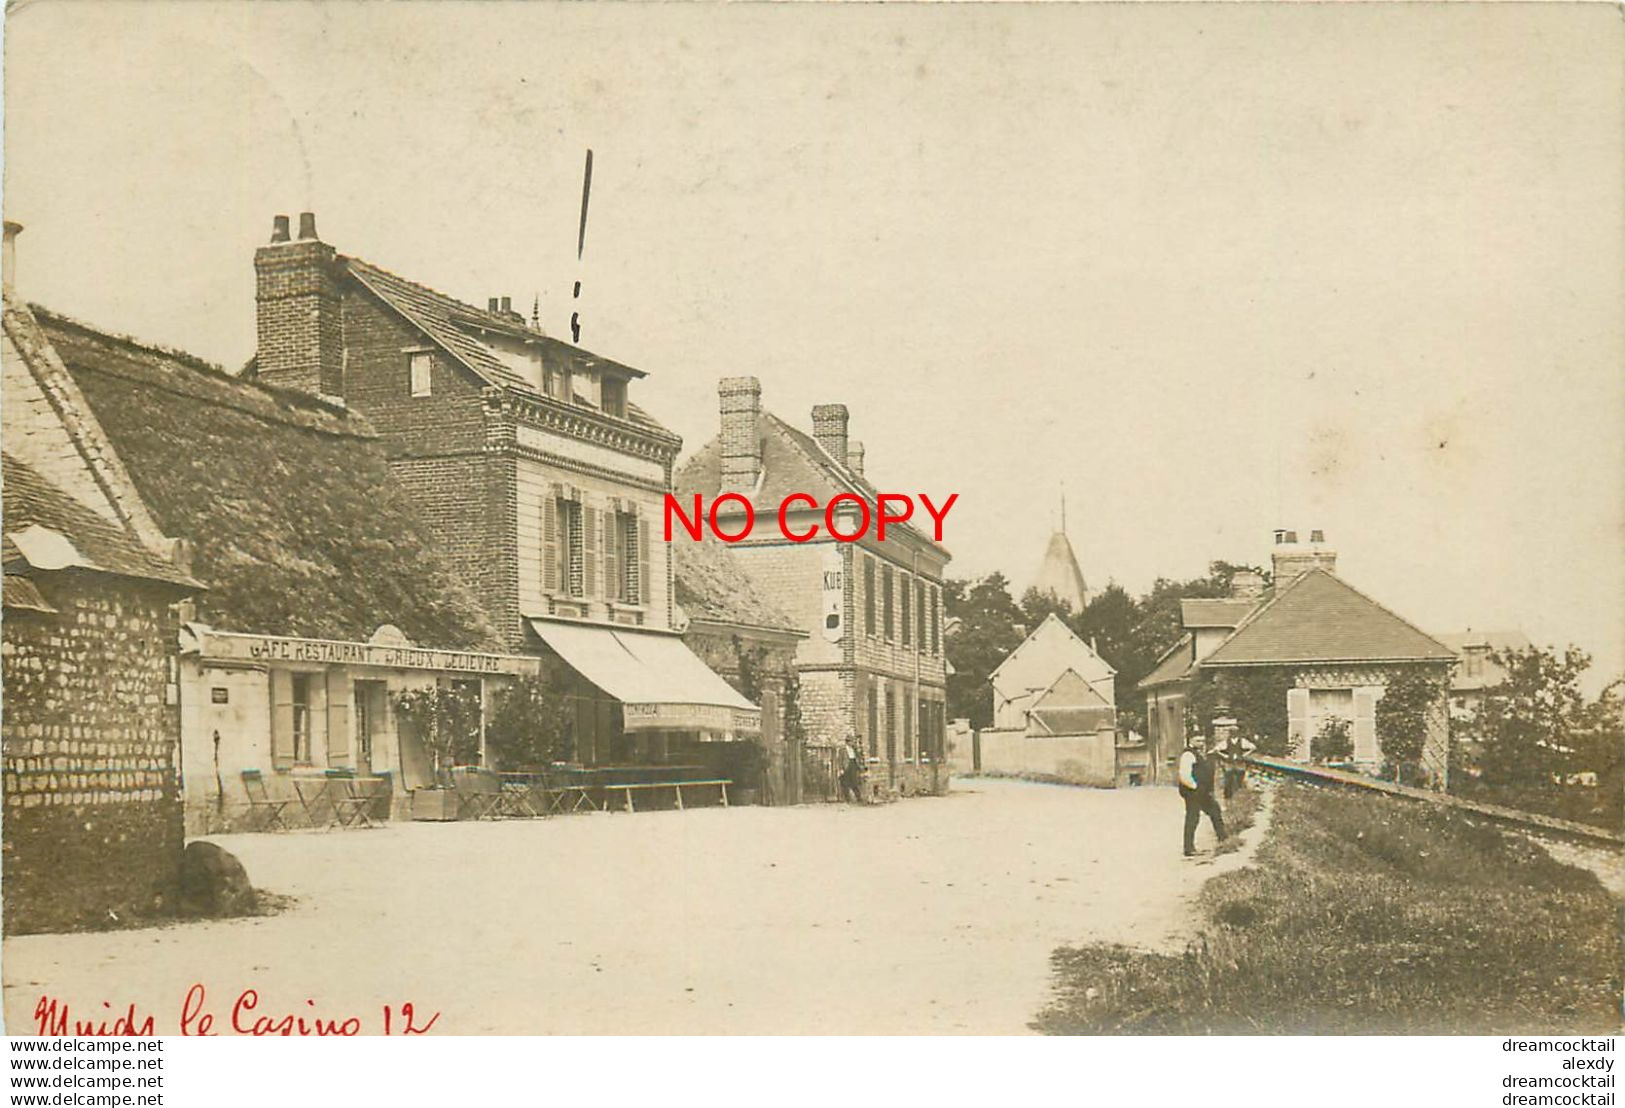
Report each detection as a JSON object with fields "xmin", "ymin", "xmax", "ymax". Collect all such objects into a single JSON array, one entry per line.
[
  {"xmin": 240, "ymin": 769, "xmax": 291, "ymax": 831},
  {"xmin": 451, "ymin": 767, "xmax": 503, "ymax": 820},
  {"xmin": 329, "ymin": 771, "xmax": 376, "ymax": 829}
]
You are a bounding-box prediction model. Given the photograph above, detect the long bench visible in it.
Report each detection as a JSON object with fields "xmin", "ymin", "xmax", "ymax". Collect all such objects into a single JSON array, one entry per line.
[{"xmin": 602, "ymin": 778, "xmax": 732, "ymax": 813}]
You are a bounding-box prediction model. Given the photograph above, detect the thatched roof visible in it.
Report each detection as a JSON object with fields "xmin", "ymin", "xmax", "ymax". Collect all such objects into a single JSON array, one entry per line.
[{"xmin": 37, "ymin": 308, "xmax": 499, "ymax": 650}]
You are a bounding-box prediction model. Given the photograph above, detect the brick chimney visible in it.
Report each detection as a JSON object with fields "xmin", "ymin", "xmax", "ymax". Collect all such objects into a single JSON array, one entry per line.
[
  {"xmin": 718, "ymin": 377, "xmax": 762, "ymax": 493},
  {"xmin": 811, "ymin": 404, "xmax": 849, "ymax": 465},
  {"xmin": 846, "ymin": 440, "xmax": 866, "ymax": 477},
  {"xmin": 255, "ymin": 212, "xmax": 344, "ymax": 400},
  {"xmin": 1272, "ymin": 528, "xmax": 1337, "ymax": 585},
  {"xmin": 1229, "ymin": 568, "xmax": 1266, "ymax": 601}
]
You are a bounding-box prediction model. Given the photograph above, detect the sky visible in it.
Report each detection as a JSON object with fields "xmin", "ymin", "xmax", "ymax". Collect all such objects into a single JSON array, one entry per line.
[{"xmin": 4, "ymin": 2, "xmax": 1622, "ymax": 685}]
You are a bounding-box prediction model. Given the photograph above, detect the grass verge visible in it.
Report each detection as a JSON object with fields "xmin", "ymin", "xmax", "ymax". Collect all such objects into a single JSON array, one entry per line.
[{"xmin": 1035, "ymin": 780, "xmax": 1623, "ymax": 1034}]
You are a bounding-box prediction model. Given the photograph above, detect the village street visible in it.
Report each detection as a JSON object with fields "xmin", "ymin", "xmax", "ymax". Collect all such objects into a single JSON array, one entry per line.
[{"xmin": 1, "ymin": 780, "xmax": 1251, "ymax": 1035}]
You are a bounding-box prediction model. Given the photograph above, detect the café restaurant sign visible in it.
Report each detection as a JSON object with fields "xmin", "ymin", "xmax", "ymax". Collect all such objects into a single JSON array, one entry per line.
[{"xmin": 186, "ymin": 627, "xmax": 540, "ymax": 677}]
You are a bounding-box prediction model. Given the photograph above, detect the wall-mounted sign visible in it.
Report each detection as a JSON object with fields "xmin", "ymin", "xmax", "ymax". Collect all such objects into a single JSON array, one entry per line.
[
  {"xmin": 821, "ymin": 546, "xmax": 844, "ymax": 643},
  {"xmin": 187, "ymin": 628, "xmax": 541, "ymax": 677},
  {"xmin": 210, "ymin": 687, "xmax": 229, "ymax": 704}
]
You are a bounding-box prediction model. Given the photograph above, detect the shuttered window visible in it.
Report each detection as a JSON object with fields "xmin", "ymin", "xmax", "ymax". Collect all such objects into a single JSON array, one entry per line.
[
  {"xmin": 903, "ymin": 696, "xmax": 914, "ymax": 760},
  {"xmin": 325, "ymin": 670, "xmax": 351, "ymax": 767},
  {"xmin": 866, "ymin": 679, "xmax": 879, "ymax": 757},
  {"xmin": 1287, "ymin": 688, "xmax": 1310, "ymax": 760},
  {"xmin": 864, "ymin": 556, "xmax": 876, "ymax": 635},
  {"xmin": 1353, "ymin": 687, "xmax": 1379, "ymax": 765},
  {"xmin": 882, "ymin": 565, "xmax": 894, "ymax": 641},
  {"xmin": 917, "ymin": 585, "xmax": 927, "ymax": 655},
  {"xmin": 900, "ymin": 576, "xmax": 911, "ymax": 647},
  {"xmin": 270, "ymin": 669, "xmax": 295, "ymax": 770}
]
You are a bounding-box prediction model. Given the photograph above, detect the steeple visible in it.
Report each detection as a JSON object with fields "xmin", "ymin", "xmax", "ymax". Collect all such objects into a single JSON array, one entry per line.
[{"xmin": 1033, "ymin": 486, "xmax": 1089, "ymax": 612}]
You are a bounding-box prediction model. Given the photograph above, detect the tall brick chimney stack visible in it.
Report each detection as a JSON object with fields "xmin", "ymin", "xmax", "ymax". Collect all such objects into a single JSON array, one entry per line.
[
  {"xmin": 847, "ymin": 440, "xmax": 866, "ymax": 477},
  {"xmin": 718, "ymin": 376, "xmax": 763, "ymax": 493},
  {"xmin": 1271, "ymin": 528, "xmax": 1338, "ymax": 585},
  {"xmin": 255, "ymin": 211, "xmax": 344, "ymax": 401},
  {"xmin": 811, "ymin": 404, "xmax": 849, "ymax": 465}
]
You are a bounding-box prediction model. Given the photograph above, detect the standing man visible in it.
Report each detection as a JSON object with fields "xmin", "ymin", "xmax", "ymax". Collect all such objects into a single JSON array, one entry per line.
[
  {"xmin": 839, "ymin": 739, "xmax": 866, "ymax": 804},
  {"xmin": 1213, "ymin": 717, "xmax": 1257, "ymax": 799},
  {"xmin": 1177, "ymin": 735, "xmax": 1227, "ymax": 857}
]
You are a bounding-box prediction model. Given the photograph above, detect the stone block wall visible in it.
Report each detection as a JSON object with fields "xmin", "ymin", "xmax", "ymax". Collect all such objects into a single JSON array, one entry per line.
[{"xmin": 2, "ymin": 573, "xmax": 183, "ymax": 934}]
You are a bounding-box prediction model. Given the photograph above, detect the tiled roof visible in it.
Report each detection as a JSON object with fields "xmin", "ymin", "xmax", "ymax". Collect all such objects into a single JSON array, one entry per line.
[
  {"xmin": 343, "ymin": 258, "xmax": 673, "ymax": 441},
  {"xmin": 1138, "ymin": 634, "xmax": 1196, "ymax": 689},
  {"xmin": 1201, "ymin": 569, "xmax": 1456, "ymax": 667},
  {"xmin": 673, "ymin": 538, "xmax": 801, "ymax": 635},
  {"xmin": 2, "ymin": 574, "xmax": 55, "ymax": 613},
  {"xmin": 2, "ymin": 453, "xmax": 195, "ymax": 587},
  {"xmin": 38, "ymin": 310, "xmax": 500, "ymax": 649},
  {"xmin": 1180, "ymin": 598, "xmax": 1258, "ymax": 629},
  {"xmin": 677, "ymin": 412, "xmax": 949, "ymax": 557}
]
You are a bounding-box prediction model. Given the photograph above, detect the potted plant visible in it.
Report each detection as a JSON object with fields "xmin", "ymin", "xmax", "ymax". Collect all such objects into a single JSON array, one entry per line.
[{"xmin": 394, "ymin": 683, "xmax": 481, "ymax": 821}]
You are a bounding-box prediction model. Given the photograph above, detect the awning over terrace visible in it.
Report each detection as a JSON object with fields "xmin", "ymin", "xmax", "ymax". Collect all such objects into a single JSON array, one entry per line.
[{"xmin": 527, "ymin": 618, "xmax": 761, "ymax": 737}]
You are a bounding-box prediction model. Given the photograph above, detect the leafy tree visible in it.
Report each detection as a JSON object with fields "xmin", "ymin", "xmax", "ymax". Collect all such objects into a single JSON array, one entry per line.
[
  {"xmin": 393, "ymin": 682, "xmax": 482, "ymax": 777},
  {"xmin": 943, "ymin": 573, "xmax": 1025, "ymax": 728},
  {"xmin": 1186, "ymin": 668, "xmax": 1294, "ymax": 755},
  {"xmin": 1377, "ymin": 669, "xmax": 1448, "ymax": 784},
  {"xmin": 1478, "ymin": 645, "xmax": 1593, "ymax": 786}
]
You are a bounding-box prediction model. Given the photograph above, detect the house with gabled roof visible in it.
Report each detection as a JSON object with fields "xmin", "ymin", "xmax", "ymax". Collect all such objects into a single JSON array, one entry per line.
[
  {"xmin": 677, "ymin": 378, "xmax": 951, "ymax": 798},
  {"xmin": 974, "ymin": 614, "xmax": 1132, "ymax": 786},
  {"xmin": 2, "ymin": 239, "xmax": 201, "ymax": 931},
  {"xmin": 33, "ymin": 297, "xmax": 549, "ymax": 829},
  {"xmin": 249, "ymin": 213, "xmax": 767, "ymax": 776},
  {"xmin": 1139, "ymin": 530, "xmax": 1457, "ymax": 787}
]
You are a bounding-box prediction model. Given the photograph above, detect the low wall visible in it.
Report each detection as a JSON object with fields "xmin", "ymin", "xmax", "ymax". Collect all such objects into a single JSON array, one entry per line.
[{"xmin": 976, "ymin": 729, "xmax": 1116, "ymax": 787}]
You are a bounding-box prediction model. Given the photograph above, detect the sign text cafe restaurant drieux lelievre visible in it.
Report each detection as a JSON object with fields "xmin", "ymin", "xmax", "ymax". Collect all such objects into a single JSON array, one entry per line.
[{"xmin": 175, "ymin": 623, "xmax": 540, "ymax": 827}]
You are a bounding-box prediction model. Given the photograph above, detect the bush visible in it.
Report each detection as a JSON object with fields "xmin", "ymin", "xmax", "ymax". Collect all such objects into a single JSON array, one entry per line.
[
  {"xmin": 1378, "ymin": 669, "xmax": 1446, "ymax": 781},
  {"xmin": 485, "ymin": 673, "xmax": 574, "ymax": 770},
  {"xmin": 1310, "ymin": 716, "xmax": 1353, "ymax": 764}
]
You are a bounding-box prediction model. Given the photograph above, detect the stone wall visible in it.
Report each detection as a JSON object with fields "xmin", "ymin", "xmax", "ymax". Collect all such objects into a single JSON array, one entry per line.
[
  {"xmin": 2, "ymin": 572, "xmax": 183, "ymax": 934},
  {"xmin": 974, "ymin": 728, "xmax": 1117, "ymax": 787}
]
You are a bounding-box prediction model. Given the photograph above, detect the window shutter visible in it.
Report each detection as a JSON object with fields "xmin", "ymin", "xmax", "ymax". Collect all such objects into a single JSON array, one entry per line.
[
  {"xmin": 270, "ymin": 669, "xmax": 295, "ymax": 770},
  {"xmin": 917, "ymin": 587, "xmax": 926, "ymax": 655},
  {"xmin": 1353, "ymin": 687, "xmax": 1379, "ymax": 765},
  {"xmin": 325, "ymin": 669, "xmax": 351, "ymax": 767},
  {"xmin": 583, "ymin": 505, "xmax": 598, "ymax": 598},
  {"xmin": 1287, "ymin": 688, "xmax": 1310, "ymax": 760},
  {"xmin": 864, "ymin": 556, "xmax": 876, "ymax": 635},
  {"xmin": 637, "ymin": 513, "xmax": 651, "ymax": 609},
  {"xmin": 605, "ymin": 512, "xmax": 620, "ymax": 603},
  {"xmin": 542, "ymin": 496, "xmax": 558, "ymax": 594}
]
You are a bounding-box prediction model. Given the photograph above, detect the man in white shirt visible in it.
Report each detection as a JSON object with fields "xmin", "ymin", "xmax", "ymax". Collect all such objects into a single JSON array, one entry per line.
[{"xmin": 1177, "ymin": 735, "xmax": 1227, "ymax": 857}]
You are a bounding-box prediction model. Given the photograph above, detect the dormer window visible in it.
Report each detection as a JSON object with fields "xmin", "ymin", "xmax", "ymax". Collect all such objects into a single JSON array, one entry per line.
[
  {"xmin": 408, "ymin": 351, "xmax": 432, "ymax": 397},
  {"xmin": 602, "ymin": 377, "xmax": 627, "ymax": 418}
]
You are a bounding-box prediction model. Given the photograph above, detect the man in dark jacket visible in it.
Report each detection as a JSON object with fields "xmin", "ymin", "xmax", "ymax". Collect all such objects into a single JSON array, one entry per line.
[{"xmin": 1176, "ymin": 736, "xmax": 1228, "ymax": 856}]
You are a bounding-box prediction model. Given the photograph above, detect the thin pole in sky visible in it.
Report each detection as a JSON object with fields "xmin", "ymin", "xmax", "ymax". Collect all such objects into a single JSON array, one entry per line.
[{"xmin": 571, "ymin": 149, "xmax": 593, "ymax": 344}]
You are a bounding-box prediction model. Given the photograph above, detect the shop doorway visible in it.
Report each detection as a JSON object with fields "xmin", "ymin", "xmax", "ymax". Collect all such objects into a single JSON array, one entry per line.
[{"xmin": 353, "ymin": 680, "xmax": 387, "ymax": 776}]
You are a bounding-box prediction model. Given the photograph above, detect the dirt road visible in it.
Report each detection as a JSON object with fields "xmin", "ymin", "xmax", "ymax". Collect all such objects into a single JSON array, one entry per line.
[{"xmin": 3, "ymin": 779, "xmax": 1250, "ymax": 1035}]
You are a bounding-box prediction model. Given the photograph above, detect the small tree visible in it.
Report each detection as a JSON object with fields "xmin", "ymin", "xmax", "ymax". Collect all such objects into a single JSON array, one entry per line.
[
  {"xmin": 1479, "ymin": 645, "xmax": 1592, "ymax": 787},
  {"xmin": 1310, "ymin": 716, "xmax": 1353, "ymax": 765},
  {"xmin": 1377, "ymin": 669, "xmax": 1448, "ymax": 784},
  {"xmin": 393, "ymin": 682, "xmax": 482, "ymax": 779},
  {"xmin": 484, "ymin": 672, "xmax": 573, "ymax": 770}
]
